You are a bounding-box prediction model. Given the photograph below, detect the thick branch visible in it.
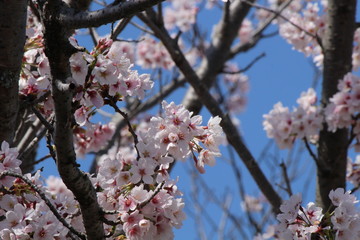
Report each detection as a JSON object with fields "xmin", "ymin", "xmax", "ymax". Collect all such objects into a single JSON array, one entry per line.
[
  {"xmin": 43, "ymin": 1, "xmax": 105, "ymax": 239},
  {"xmin": 316, "ymin": 0, "xmax": 356, "ymax": 210},
  {"xmin": 58, "ymin": 0, "xmax": 166, "ymax": 29}
]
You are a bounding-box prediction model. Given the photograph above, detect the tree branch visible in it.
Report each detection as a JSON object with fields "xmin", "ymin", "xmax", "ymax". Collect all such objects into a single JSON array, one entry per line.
[
  {"xmin": 58, "ymin": 0, "xmax": 166, "ymax": 29},
  {"xmin": 43, "ymin": 1, "xmax": 105, "ymax": 239},
  {"xmin": 181, "ymin": 0, "xmax": 255, "ymax": 114},
  {"xmin": 139, "ymin": 11, "xmax": 282, "ymax": 213}
]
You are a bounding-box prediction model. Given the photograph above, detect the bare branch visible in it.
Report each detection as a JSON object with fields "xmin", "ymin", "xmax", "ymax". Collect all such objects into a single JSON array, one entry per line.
[
  {"xmin": 58, "ymin": 0, "xmax": 166, "ymax": 29},
  {"xmin": 110, "ymin": 17, "xmax": 132, "ymax": 40},
  {"xmin": 31, "ymin": 105, "xmax": 54, "ymax": 132},
  {"xmin": 89, "ymin": 27, "xmax": 100, "ymax": 46},
  {"xmin": 279, "ymin": 162, "xmax": 293, "ymax": 197},
  {"xmin": 222, "ymin": 53, "xmax": 266, "ymax": 74},
  {"xmin": 181, "ymin": 0, "xmax": 255, "ymax": 114},
  {"xmin": 107, "ymin": 95, "xmax": 140, "ymax": 158}
]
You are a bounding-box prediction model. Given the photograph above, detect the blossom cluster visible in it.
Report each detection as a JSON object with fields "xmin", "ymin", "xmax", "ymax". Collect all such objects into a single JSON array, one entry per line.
[
  {"xmin": 94, "ymin": 151, "xmax": 185, "ymax": 239},
  {"xmin": 20, "ymin": 8, "xmax": 49, "ymax": 105},
  {"xmin": 263, "ymin": 73, "xmax": 360, "ymax": 151},
  {"xmin": 22, "ymin": 10, "xmax": 155, "ymax": 157},
  {"xmin": 0, "ymin": 142, "xmax": 22, "ymax": 188},
  {"xmin": 136, "ymin": 36, "xmax": 174, "ymax": 70},
  {"xmin": 139, "ymin": 101, "xmax": 225, "ymax": 173},
  {"xmin": 271, "ymin": 188, "xmax": 360, "ymax": 240},
  {"xmin": 0, "ymin": 143, "xmax": 74, "ymax": 239},
  {"xmin": 277, "ymin": 1, "xmax": 326, "ymax": 66},
  {"xmin": 269, "ymin": 0, "xmax": 360, "ymax": 69},
  {"xmin": 241, "ymin": 194, "xmax": 264, "ymax": 212},
  {"xmin": 69, "ymin": 38, "xmax": 153, "ymax": 156},
  {"xmin": 92, "ymin": 101, "xmax": 224, "ymax": 238},
  {"xmin": 263, "ymin": 88, "xmax": 322, "ymax": 148},
  {"xmin": 71, "ymin": 38, "xmax": 154, "ymax": 104},
  {"xmin": 324, "ymin": 73, "xmax": 360, "ymax": 151},
  {"xmin": 238, "ymin": 19, "xmax": 254, "ymax": 44},
  {"xmin": 164, "ymin": 0, "xmax": 199, "ymax": 32},
  {"xmin": 73, "ymin": 122, "xmax": 115, "ymax": 157},
  {"xmin": 0, "ymin": 100, "xmax": 224, "ymax": 239},
  {"xmin": 345, "ymin": 154, "xmax": 360, "ymax": 188}
]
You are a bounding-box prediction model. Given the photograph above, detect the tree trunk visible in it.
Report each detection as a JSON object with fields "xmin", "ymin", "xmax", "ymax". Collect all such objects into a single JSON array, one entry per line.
[
  {"xmin": 317, "ymin": 0, "xmax": 356, "ymax": 210},
  {"xmin": 0, "ymin": 0, "xmax": 27, "ymax": 144}
]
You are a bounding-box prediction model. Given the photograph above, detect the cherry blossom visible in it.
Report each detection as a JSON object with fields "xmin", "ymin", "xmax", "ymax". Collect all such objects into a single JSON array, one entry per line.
[
  {"xmin": 263, "ymin": 88, "xmax": 322, "ymax": 148},
  {"xmin": 163, "ymin": 0, "xmax": 198, "ymax": 32},
  {"xmin": 136, "ymin": 36, "xmax": 174, "ymax": 69},
  {"xmin": 268, "ymin": 188, "xmax": 360, "ymax": 240}
]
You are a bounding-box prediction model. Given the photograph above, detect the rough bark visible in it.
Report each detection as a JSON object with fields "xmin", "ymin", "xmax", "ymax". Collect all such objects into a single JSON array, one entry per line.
[
  {"xmin": 0, "ymin": 0, "xmax": 27, "ymax": 144},
  {"xmin": 316, "ymin": 0, "xmax": 356, "ymax": 210},
  {"xmin": 43, "ymin": 1, "xmax": 104, "ymax": 239}
]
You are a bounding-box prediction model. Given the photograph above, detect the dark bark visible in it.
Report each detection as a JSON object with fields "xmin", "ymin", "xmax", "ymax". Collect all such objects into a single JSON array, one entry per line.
[
  {"xmin": 316, "ymin": 0, "xmax": 356, "ymax": 210},
  {"xmin": 0, "ymin": 0, "xmax": 27, "ymax": 144}
]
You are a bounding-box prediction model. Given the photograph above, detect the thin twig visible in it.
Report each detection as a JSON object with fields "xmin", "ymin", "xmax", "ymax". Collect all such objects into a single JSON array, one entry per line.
[
  {"xmin": 106, "ymin": 96, "xmax": 140, "ymax": 158},
  {"xmin": 139, "ymin": 182, "xmax": 165, "ymax": 209},
  {"xmin": 129, "ymin": 21, "xmax": 154, "ymax": 35},
  {"xmin": 21, "ymin": 154, "xmax": 52, "ymax": 170},
  {"xmin": 194, "ymin": 169, "xmax": 247, "ymax": 236},
  {"xmin": 222, "ymin": 52, "xmax": 266, "ymax": 74},
  {"xmin": 229, "ymin": 0, "xmax": 294, "ymax": 58},
  {"xmin": 20, "ymin": 91, "xmax": 51, "ymax": 112},
  {"xmin": 46, "ymin": 128, "xmax": 57, "ymax": 162},
  {"xmin": 89, "ymin": 27, "xmax": 100, "ymax": 46},
  {"xmin": 280, "ymin": 162, "xmax": 293, "ymax": 196},
  {"xmin": 227, "ymin": 146, "xmax": 262, "ymax": 233},
  {"xmin": 303, "ymin": 138, "xmax": 321, "ymax": 167},
  {"xmin": 31, "ymin": 106, "xmax": 54, "ymax": 132},
  {"xmin": 18, "ymin": 127, "xmax": 47, "ymax": 160},
  {"xmin": 111, "ymin": 17, "xmax": 132, "ymax": 40},
  {"xmin": 350, "ymin": 186, "xmax": 360, "ymax": 194},
  {"xmin": 218, "ymin": 193, "xmax": 232, "ymax": 240},
  {"xmin": 0, "ymin": 171, "xmax": 86, "ymax": 240},
  {"xmin": 92, "ymin": 0, "xmax": 107, "ymax": 6}
]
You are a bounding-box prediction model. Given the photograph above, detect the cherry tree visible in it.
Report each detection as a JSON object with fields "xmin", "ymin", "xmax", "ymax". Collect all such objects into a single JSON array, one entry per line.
[{"xmin": 0, "ymin": 0, "xmax": 359, "ymax": 239}]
